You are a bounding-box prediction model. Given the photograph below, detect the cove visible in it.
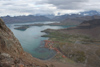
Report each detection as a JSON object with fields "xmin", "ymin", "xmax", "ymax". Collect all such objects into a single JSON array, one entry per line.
[{"xmin": 6, "ymin": 21, "xmax": 74, "ymax": 60}]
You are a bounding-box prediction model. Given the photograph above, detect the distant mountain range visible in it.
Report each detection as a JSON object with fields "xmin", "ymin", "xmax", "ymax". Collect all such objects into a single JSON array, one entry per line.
[
  {"xmin": 1, "ymin": 15, "xmax": 51, "ymax": 24},
  {"xmin": 1, "ymin": 10, "xmax": 100, "ymax": 24},
  {"xmin": 34, "ymin": 14, "xmax": 55, "ymax": 19},
  {"xmin": 52, "ymin": 10, "xmax": 100, "ymax": 21},
  {"xmin": 66, "ymin": 19, "xmax": 100, "ymax": 39},
  {"xmin": 60, "ymin": 15, "xmax": 100, "ymax": 25},
  {"xmin": 79, "ymin": 10, "xmax": 100, "ymax": 16}
]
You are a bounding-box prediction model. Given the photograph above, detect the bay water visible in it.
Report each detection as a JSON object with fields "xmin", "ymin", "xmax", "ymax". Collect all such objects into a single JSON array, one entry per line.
[{"xmin": 6, "ymin": 21, "xmax": 74, "ymax": 60}]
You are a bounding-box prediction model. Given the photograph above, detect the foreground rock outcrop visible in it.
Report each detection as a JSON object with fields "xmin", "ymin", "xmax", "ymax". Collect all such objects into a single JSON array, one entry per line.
[{"xmin": 0, "ymin": 18, "xmax": 49, "ymax": 67}]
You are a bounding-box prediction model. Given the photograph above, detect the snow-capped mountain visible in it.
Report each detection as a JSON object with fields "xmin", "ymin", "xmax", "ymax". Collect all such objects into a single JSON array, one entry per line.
[
  {"xmin": 79, "ymin": 10, "xmax": 100, "ymax": 16},
  {"xmin": 52, "ymin": 10, "xmax": 100, "ymax": 21}
]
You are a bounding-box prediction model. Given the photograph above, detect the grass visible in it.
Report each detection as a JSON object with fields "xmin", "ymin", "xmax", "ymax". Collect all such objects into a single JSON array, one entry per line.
[
  {"xmin": 42, "ymin": 30, "xmax": 99, "ymax": 66},
  {"xmin": 53, "ymin": 52, "xmax": 75, "ymax": 64},
  {"xmin": 43, "ymin": 31, "xmax": 93, "ymax": 43}
]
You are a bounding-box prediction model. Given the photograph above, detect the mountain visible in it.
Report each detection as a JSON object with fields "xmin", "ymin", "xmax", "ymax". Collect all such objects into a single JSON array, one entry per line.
[
  {"xmin": 79, "ymin": 10, "xmax": 100, "ymax": 16},
  {"xmin": 1, "ymin": 15, "xmax": 51, "ymax": 24},
  {"xmin": 35, "ymin": 14, "xmax": 55, "ymax": 19},
  {"xmin": 66, "ymin": 19, "xmax": 100, "ymax": 38},
  {"xmin": 52, "ymin": 14, "xmax": 82, "ymax": 21},
  {"xmin": 49, "ymin": 15, "xmax": 100, "ymax": 26},
  {"xmin": 52, "ymin": 10, "xmax": 100, "ymax": 21},
  {"xmin": 0, "ymin": 18, "xmax": 52, "ymax": 67},
  {"xmin": 1, "ymin": 10, "xmax": 100, "ymax": 24},
  {"xmin": 61, "ymin": 15, "xmax": 100, "ymax": 25}
]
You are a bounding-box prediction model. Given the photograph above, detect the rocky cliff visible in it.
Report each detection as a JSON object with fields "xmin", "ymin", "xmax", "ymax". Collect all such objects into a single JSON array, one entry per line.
[{"xmin": 0, "ymin": 18, "xmax": 50, "ymax": 67}]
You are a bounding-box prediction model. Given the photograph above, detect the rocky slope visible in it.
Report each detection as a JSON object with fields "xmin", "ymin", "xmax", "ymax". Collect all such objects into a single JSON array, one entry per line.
[{"xmin": 0, "ymin": 18, "xmax": 51, "ymax": 67}]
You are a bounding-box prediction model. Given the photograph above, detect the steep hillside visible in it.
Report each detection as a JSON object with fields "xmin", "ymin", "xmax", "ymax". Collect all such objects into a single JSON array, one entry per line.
[{"xmin": 0, "ymin": 18, "xmax": 50, "ymax": 67}]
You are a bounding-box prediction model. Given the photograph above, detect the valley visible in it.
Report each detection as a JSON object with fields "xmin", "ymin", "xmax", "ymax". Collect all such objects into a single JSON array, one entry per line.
[
  {"xmin": 42, "ymin": 19, "xmax": 100, "ymax": 67},
  {"xmin": 0, "ymin": 10, "xmax": 100, "ymax": 67}
]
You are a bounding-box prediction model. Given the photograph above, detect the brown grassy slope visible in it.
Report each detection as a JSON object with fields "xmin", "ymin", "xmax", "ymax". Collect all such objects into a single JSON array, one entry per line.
[
  {"xmin": 60, "ymin": 19, "xmax": 100, "ymax": 39},
  {"xmin": 49, "ymin": 15, "xmax": 100, "ymax": 26},
  {"xmin": 57, "ymin": 19, "xmax": 100, "ymax": 67},
  {"xmin": 42, "ymin": 19, "xmax": 100, "ymax": 67}
]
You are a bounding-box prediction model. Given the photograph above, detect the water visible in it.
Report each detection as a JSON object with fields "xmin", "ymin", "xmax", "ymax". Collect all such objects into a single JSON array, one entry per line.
[{"xmin": 6, "ymin": 21, "xmax": 74, "ymax": 60}]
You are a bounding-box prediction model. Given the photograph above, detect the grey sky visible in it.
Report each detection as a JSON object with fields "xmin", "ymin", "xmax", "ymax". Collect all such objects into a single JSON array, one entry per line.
[{"xmin": 0, "ymin": 0, "xmax": 100, "ymax": 16}]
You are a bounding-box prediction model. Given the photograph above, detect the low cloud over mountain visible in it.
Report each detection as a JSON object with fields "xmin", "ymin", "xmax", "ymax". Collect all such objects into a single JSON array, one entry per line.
[{"xmin": 0, "ymin": 0, "xmax": 100, "ymax": 16}]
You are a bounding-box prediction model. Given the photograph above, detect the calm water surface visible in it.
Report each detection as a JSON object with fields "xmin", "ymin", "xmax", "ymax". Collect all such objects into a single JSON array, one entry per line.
[{"xmin": 6, "ymin": 21, "xmax": 74, "ymax": 60}]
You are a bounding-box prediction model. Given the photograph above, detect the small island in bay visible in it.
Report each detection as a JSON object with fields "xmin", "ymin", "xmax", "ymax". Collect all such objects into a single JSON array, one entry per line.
[{"xmin": 14, "ymin": 26, "xmax": 29, "ymax": 31}]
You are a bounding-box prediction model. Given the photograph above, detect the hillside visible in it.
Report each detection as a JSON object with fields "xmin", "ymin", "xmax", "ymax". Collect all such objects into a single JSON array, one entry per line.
[
  {"xmin": 49, "ymin": 15, "xmax": 100, "ymax": 26},
  {"xmin": 64, "ymin": 19, "xmax": 100, "ymax": 39},
  {"xmin": 42, "ymin": 19, "xmax": 100, "ymax": 67},
  {"xmin": 62, "ymin": 15, "xmax": 100, "ymax": 25}
]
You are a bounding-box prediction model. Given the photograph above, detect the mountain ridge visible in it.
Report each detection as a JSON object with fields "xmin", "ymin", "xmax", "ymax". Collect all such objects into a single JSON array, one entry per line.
[
  {"xmin": 1, "ymin": 10, "xmax": 100, "ymax": 24},
  {"xmin": 1, "ymin": 15, "xmax": 51, "ymax": 24}
]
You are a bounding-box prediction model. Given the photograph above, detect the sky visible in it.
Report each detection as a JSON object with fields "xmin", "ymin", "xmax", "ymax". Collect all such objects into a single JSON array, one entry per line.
[{"xmin": 0, "ymin": 0, "xmax": 100, "ymax": 16}]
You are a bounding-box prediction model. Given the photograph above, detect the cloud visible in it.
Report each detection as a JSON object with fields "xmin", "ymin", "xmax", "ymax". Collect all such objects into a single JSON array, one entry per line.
[
  {"xmin": 0, "ymin": 0, "xmax": 100, "ymax": 16},
  {"xmin": 0, "ymin": 0, "xmax": 56, "ymax": 16},
  {"xmin": 36, "ymin": 0, "xmax": 100, "ymax": 10},
  {"xmin": 36, "ymin": 0, "xmax": 88, "ymax": 9}
]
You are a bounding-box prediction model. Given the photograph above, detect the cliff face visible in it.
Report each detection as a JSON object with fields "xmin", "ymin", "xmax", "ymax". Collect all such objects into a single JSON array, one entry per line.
[
  {"xmin": 0, "ymin": 18, "xmax": 49, "ymax": 67},
  {"xmin": 0, "ymin": 18, "xmax": 24, "ymax": 57}
]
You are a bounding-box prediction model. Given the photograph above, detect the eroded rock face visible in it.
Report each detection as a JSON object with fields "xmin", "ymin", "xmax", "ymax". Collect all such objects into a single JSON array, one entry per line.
[
  {"xmin": 0, "ymin": 18, "xmax": 49, "ymax": 67},
  {"xmin": 0, "ymin": 19, "xmax": 24, "ymax": 56}
]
